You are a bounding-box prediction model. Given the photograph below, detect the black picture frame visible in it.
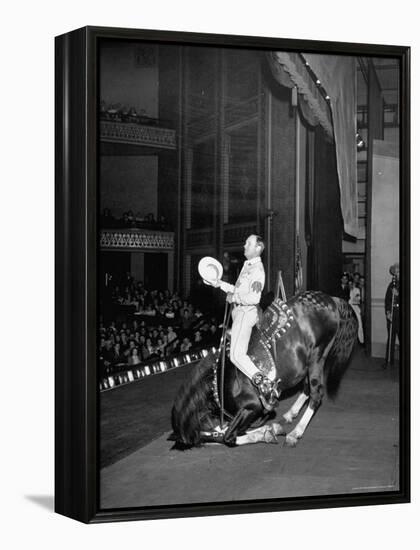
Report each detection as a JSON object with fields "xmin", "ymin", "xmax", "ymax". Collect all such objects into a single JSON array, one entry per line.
[{"xmin": 55, "ymin": 25, "xmax": 410, "ymax": 524}]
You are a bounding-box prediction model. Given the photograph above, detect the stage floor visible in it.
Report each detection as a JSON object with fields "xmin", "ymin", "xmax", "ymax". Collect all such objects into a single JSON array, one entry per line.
[{"xmin": 100, "ymin": 348, "xmax": 400, "ymax": 509}]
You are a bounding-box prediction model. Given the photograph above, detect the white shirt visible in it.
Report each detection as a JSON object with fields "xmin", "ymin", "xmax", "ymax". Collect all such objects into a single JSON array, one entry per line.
[{"xmin": 220, "ymin": 256, "xmax": 265, "ymax": 306}]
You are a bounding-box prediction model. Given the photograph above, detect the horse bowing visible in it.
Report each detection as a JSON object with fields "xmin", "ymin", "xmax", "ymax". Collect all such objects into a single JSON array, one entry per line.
[{"xmin": 170, "ymin": 291, "xmax": 358, "ymax": 450}]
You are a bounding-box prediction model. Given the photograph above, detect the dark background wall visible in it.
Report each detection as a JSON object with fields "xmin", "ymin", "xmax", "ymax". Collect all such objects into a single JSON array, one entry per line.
[
  {"xmin": 100, "ymin": 155, "xmax": 158, "ymax": 218},
  {"xmin": 100, "ymin": 41, "xmax": 159, "ymax": 117},
  {"xmin": 311, "ymin": 126, "xmax": 343, "ymax": 295},
  {"xmin": 269, "ymin": 84, "xmax": 296, "ymax": 297}
]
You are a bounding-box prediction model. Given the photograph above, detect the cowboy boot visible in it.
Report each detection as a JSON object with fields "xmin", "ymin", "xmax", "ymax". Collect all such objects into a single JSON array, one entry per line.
[{"xmin": 252, "ymin": 373, "xmax": 279, "ymax": 411}]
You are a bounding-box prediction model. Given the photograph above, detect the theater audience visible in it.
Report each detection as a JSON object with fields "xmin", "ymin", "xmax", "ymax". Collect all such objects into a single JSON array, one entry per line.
[
  {"xmin": 99, "ymin": 275, "xmax": 222, "ymax": 376},
  {"xmin": 100, "ymin": 207, "xmax": 172, "ymax": 230}
]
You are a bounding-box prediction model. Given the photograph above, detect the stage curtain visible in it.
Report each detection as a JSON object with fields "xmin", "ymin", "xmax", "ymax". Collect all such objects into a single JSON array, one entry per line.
[
  {"xmin": 268, "ymin": 52, "xmax": 358, "ymax": 238},
  {"xmin": 267, "ymin": 51, "xmax": 333, "ymax": 136},
  {"xmin": 303, "ymin": 53, "xmax": 358, "ymax": 237}
]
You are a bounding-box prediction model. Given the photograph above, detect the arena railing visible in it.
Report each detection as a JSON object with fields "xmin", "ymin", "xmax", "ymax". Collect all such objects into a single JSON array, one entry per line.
[{"xmin": 99, "ymin": 345, "xmax": 217, "ymax": 392}]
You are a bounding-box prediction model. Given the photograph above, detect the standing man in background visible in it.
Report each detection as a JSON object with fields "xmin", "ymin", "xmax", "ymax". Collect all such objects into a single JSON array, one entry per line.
[{"xmin": 384, "ymin": 262, "xmax": 400, "ymax": 366}]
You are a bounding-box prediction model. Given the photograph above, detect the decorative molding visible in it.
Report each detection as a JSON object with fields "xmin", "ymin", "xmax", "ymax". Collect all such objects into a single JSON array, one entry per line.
[
  {"xmin": 100, "ymin": 229, "xmax": 174, "ymax": 250},
  {"xmin": 100, "ymin": 120, "xmax": 176, "ymax": 150}
]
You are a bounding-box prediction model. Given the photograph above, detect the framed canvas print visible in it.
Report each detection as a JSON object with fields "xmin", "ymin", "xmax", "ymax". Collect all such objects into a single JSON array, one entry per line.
[{"xmin": 55, "ymin": 26, "xmax": 410, "ymax": 523}]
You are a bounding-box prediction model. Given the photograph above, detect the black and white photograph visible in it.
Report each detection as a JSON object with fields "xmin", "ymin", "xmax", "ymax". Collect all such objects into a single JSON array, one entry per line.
[
  {"xmin": 3, "ymin": 0, "xmax": 419, "ymax": 546},
  {"xmin": 95, "ymin": 35, "xmax": 408, "ymax": 511}
]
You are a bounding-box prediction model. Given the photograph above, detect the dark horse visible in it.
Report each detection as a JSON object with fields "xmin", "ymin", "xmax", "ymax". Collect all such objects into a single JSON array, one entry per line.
[{"xmin": 170, "ymin": 291, "xmax": 358, "ymax": 449}]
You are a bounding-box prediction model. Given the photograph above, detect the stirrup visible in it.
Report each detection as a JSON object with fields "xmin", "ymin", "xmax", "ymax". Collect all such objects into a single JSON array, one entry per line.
[{"xmin": 252, "ymin": 373, "xmax": 280, "ymax": 411}]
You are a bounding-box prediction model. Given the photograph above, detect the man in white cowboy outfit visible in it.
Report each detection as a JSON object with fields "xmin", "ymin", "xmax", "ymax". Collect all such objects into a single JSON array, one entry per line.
[{"xmin": 210, "ymin": 234, "xmax": 276, "ymax": 404}]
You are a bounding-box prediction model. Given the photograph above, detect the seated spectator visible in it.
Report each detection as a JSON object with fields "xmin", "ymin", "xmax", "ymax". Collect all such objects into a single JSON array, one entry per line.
[
  {"xmin": 143, "ymin": 304, "xmax": 156, "ymax": 316},
  {"xmin": 135, "ymin": 211, "xmax": 144, "ymax": 225},
  {"xmin": 126, "ymin": 210, "xmax": 132, "ymax": 222},
  {"xmin": 209, "ymin": 323, "xmax": 218, "ymax": 338},
  {"xmin": 121, "ymin": 212, "xmax": 130, "ymax": 227},
  {"xmin": 113, "ymin": 343, "xmax": 125, "ymax": 365},
  {"xmin": 124, "ymin": 340, "xmax": 136, "ymax": 359},
  {"xmin": 181, "ymin": 308, "xmax": 193, "ymax": 331},
  {"xmin": 145, "ymin": 337, "xmax": 157, "ymax": 359},
  {"xmin": 167, "ymin": 326, "xmax": 177, "ymax": 344},
  {"xmin": 100, "ymin": 340, "xmax": 114, "ymax": 373},
  {"xmin": 120, "ymin": 332, "xmax": 128, "ymax": 350},
  {"xmin": 180, "ymin": 337, "xmax": 192, "ymax": 352},
  {"xmin": 157, "ymin": 214, "xmax": 167, "ymax": 229},
  {"xmin": 165, "ymin": 306, "xmax": 175, "ymax": 319},
  {"xmin": 157, "ymin": 304, "xmax": 167, "ymax": 317},
  {"xmin": 99, "ymin": 336, "xmax": 106, "ymax": 351},
  {"xmin": 156, "ymin": 338, "xmax": 166, "ymax": 357},
  {"xmin": 194, "ymin": 308, "xmax": 203, "ymax": 320},
  {"xmin": 159, "ymin": 330, "xmax": 168, "ymax": 345},
  {"xmin": 129, "ymin": 347, "xmax": 141, "ymax": 366}
]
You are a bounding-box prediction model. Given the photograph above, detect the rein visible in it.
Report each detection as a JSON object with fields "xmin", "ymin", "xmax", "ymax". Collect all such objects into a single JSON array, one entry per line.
[{"xmin": 212, "ymin": 300, "xmax": 234, "ymax": 427}]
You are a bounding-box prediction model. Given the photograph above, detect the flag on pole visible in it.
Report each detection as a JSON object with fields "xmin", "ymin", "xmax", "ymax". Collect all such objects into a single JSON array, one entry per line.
[{"xmin": 295, "ymin": 234, "xmax": 304, "ymax": 292}]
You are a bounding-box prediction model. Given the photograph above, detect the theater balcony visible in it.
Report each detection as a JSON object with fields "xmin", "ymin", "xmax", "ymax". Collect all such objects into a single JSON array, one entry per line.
[
  {"xmin": 100, "ymin": 120, "xmax": 176, "ymax": 154},
  {"xmin": 100, "ymin": 227, "xmax": 174, "ymax": 251},
  {"xmin": 100, "ymin": 228, "xmax": 175, "ymax": 292}
]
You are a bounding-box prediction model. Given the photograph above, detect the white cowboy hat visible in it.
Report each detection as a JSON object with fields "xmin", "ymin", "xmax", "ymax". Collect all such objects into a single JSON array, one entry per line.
[{"xmin": 198, "ymin": 256, "xmax": 223, "ymax": 285}]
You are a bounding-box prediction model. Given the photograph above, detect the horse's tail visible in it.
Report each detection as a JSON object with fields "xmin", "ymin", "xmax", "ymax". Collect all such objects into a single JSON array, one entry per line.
[
  {"xmin": 324, "ymin": 298, "xmax": 358, "ymax": 399},
  {"xmin": 170, "ymin": 353, "xmax": 218, "ymax": 450}
]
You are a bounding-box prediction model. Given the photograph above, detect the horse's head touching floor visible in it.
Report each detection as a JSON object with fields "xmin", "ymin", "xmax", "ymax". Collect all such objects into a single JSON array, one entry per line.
[{"xmin": 170, "ymin": 291, "xmax": 358, "ymax": 450}]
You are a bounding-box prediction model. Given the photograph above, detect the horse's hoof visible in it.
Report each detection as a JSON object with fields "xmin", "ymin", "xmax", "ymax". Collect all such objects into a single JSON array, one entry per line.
[
  {"xmin": 271, "ymin": 422, "xmax": 286, "ymax": 436},
  {"xmin": 263, "ymin": 426, "xmax": 279, "ymax": 444},
  {"xmin": 284, "ymin": 434, "xmax": 299, "ymax": 447},
  {"xmin": 223, "ymin": 436, "xmax": 237, "ymax": 447}
]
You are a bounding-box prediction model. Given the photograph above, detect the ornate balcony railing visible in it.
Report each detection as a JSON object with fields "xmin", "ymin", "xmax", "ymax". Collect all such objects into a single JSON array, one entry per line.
[
  {"xmin": 100, "ymin": 120, "xmax": 176, "ymax": 150},
  {"xmin": 100, "ymin": 228, "xmax": 175, "ymax": 251}
]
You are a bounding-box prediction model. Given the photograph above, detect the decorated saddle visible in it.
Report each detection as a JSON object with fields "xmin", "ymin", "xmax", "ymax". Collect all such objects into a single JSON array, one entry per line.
[{"xmin": 248, "ymin": 298, "xmax": 295, "ymax": 378}]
